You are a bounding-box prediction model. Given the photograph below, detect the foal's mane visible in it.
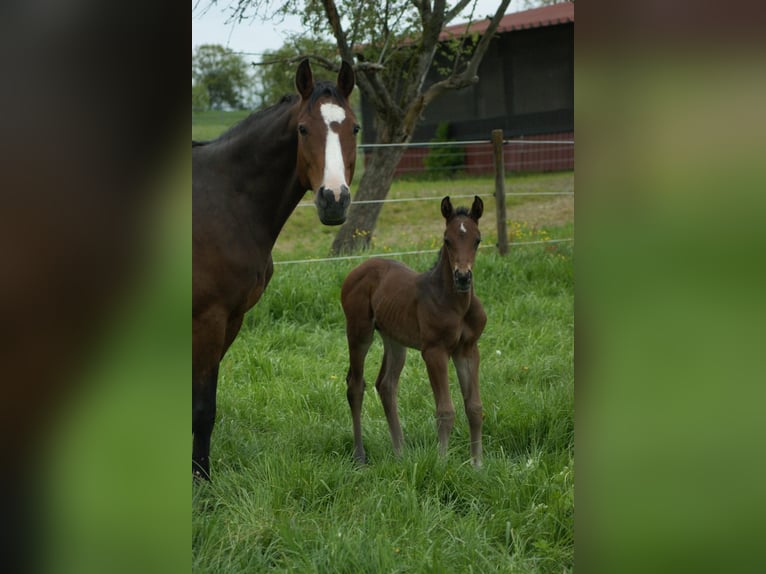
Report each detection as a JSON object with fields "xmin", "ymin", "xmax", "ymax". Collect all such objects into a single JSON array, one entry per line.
[
  {"xmin": 452, "ymin": 206, "xmax": 471, "ymax": 218},
  {"xmin": 191, "ymin": 81, "xmax": 348, "ymax": 148}
]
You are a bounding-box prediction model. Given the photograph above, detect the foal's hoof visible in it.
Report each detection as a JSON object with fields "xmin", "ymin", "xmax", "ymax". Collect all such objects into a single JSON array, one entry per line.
[{"xmin": 353, "ymin": 451, "xmax": 367, "ymax": 466}]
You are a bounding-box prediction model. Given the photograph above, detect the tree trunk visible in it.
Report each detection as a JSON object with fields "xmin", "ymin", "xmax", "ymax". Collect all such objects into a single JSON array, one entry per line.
[{"xmin": 331, "ymin": 144, "xmax": 406, "ymax": 254}]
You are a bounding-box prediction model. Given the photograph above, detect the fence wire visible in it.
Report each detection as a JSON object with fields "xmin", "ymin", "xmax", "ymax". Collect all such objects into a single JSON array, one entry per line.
[
  {"xmin": 279, "ymin": 136, "xmax": 574, "ymax": 265},
  {"xmin": 273, "ymin": 238, "xmax": 573, "ymax": 266}
]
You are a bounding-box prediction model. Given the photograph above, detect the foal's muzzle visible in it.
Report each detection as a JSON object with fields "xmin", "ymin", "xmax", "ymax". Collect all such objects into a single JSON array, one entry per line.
[
  {"xmin": 316, "ymin": 185, "xmax": 351, "ymax": 225},
  {"xmin": 454, "ymin": 269, "xmax": 473, "ymax": 292}
]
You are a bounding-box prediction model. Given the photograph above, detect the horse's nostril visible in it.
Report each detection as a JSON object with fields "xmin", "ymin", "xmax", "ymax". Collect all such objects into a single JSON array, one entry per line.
[{"xmin": 317, "ymin": 186, "xmax": 328, "ymax": 207}]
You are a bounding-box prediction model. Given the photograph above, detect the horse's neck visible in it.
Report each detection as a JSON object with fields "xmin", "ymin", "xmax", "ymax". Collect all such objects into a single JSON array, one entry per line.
[{"xmin": 220, "ymin": 103, "xmax": 304, "ymax": 242}]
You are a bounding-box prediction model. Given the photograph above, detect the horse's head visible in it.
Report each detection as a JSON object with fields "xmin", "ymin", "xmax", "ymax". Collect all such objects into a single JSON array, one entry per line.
[
  {"xmin": 441, "ymin": 196, "xmax": 484, "ymax": 292},
  {"xmin": 294, "ymin": 59, "xmax": 358, "ymax": 226}
]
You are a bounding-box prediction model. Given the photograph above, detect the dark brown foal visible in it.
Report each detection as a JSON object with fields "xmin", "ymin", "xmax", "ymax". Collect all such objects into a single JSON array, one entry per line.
[{"xmin": 340, "ymin": 196, "xmax": 487, "ymax": 466}]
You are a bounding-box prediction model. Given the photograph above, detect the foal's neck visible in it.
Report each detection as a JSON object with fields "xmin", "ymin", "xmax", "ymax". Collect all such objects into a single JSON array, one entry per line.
[{"xmin": 429, "ymin": 247, "xmax": 472, "ymax": 304}]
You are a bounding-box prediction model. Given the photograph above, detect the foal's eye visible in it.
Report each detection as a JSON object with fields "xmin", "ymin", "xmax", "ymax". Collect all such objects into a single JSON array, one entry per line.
[
  {"xmin": 444, "ymin": 238, "xmax": 451, "ymax": 247},
  {"xmin": 298, "ymin": 124, "xmax": 308, "ymax": 136},
  {"xmin": 353, "ymin": 124, "xmax": 360, "ymax": 135},
  {"xmin": 475, "ymin": 238, "xmax": 482, "ymax": 248}
]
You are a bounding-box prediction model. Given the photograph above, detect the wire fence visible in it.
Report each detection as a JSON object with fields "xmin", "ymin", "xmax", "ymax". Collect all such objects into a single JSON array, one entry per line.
[
  {"xmin": 277, "ymin": 133, "xmax": 574, "ymax": 266},
  {"xmin": 273, "ymin": 238, "xmax": 573, "ymax": 266},
  {"xmin": 358, "ymin": 135, "xmax": 575, "ymax": 178}
]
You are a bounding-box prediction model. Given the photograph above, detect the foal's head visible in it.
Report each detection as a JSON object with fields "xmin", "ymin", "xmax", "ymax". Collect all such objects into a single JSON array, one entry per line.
[
  {"xmin": 294, "ymin": 59, "xmax": 359, "ymax": 226},
  {"xmin": 441, "ymin": 196, "xmax": 484, "ymax": 292}
]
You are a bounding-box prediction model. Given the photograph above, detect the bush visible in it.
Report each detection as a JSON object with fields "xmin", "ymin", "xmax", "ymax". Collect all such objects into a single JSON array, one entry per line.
[{"xmin": 423, "ymin": 121, "xmax": 465, "ymax": 178}]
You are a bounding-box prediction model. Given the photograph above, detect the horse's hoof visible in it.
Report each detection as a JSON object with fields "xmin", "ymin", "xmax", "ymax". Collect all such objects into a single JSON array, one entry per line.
[{"xmin": 193, "ymin": 463, "xmax": 210, "ymax": 481}]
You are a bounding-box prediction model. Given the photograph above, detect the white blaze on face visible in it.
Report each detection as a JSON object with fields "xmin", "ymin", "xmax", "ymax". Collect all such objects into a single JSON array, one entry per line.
[
  {"xmin": 459, "ymin": 222, "xmax": 467, "ymax": 234},
  {"xmin": 320, "ymin": 103, "xmax": 348, "ymax": 200}
]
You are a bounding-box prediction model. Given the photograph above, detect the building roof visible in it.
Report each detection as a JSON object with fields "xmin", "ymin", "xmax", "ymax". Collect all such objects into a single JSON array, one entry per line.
[{"xmin": 441, "ymin": 2, "xmax": 574, "ymax": 40}]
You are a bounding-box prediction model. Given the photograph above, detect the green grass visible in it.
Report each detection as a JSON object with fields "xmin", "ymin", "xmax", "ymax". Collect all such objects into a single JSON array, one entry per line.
[
  {"xmin": 272, "ymin": 176, "xmax": 572, "ymax": 261},
  {"xmin": 192, "ymin": 111, "xmax": 574, "ymax": 573}
]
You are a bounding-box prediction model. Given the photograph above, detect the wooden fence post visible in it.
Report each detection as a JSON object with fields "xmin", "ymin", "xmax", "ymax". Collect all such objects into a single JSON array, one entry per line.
[{"xmin": 492, "ymin": 129, "xmax": 508, "ymax": 255}]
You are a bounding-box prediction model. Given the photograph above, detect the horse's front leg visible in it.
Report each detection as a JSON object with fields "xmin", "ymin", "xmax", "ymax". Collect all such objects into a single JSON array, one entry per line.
[
  {"xmin": 453, "ymin": 343, "xmax": 483, "ymax": 467},
  {"xmin": 192, "ymin": 308, "xmax": 226, "ymax": 480},
  {"xmin": 422, "ymin": 346, "xmax": 455, "ymax": 457},
  {"xmin": 193, "ymin": 363, "xmax": 219, "ymax": 479}
]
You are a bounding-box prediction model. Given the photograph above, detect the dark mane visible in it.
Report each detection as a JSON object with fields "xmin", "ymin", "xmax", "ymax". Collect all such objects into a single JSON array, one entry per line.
[
  {"xmin": 210, "ymin": 94, "xmax": 299, "ymax": 145},
  {"xmin": 307, "ymin": 81, "xmax": 346, "ymax": 109},
  {"xmin": 190, "ymin": 94, "xmax": 299, "ymax": 147},
  {"xmin": 192, "ymin": 82, "xmax": 347, "ymax": 148},
  {"xmin": 454, "ymin": 206, "xmax": 471, "ymax": 217}
]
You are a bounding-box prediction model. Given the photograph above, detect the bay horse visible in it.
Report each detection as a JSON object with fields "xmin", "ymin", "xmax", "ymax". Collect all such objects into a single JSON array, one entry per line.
[
  {"xmin": 341, "ymin": 196, "xmax": 487, "ymax": 467},
  {"xmin": 193, "ymin": 60, "xmax": 358, "ymax": 479}
]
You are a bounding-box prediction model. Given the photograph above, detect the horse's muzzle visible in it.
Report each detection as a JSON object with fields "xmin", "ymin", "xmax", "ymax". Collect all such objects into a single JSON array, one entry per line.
[
  {"xmin": 316, "ymin": 185, "xmax": 351, "ymax": 225},
  {"xmin": 454, "ymin": 269, "xmax": 473, "ymax": 292}
]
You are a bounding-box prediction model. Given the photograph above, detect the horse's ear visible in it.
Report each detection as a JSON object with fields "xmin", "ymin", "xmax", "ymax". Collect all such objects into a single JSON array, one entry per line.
[
  {"xmin": 337, "ymin": 60, "xmax": 355, "ymax": 99},
  {"xmin": 295, "ymin": 59, "xmax": 314, "ymax": 100},
  {"xmin": 470, "ymin": 195, "xmax": 484, "ymax": 221},
  {"xmin": 441, "ymin": 196, "xmax": 454, "ymax": 220}
]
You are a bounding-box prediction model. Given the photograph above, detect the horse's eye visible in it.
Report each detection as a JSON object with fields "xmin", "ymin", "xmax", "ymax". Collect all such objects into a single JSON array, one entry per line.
[
  {"xmin": 353, "ymin": 124, "xmax": 360, "ymax": 135},
  {"xmin": 298, "ymin": 124, "xmax": 308, "ymax": 136},
  {"xmin": 444, "ymin": 238, "xmax": 451, "ymax": 247},
  {"xmin": 475, "ymin": 238, "xmax": 481, "ymax": 248}
]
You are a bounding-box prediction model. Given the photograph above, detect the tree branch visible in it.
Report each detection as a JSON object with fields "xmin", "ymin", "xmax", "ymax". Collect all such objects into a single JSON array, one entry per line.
[
  {"xmin": 423, "ymin": 0, "xmax": 511, "ymax": 103},
  {"xmin": 402, "ymin": 0, "xmax": 511, "ymax": 133},
  {"xmin": 252, "ymin": 53, "xmax": 338, "ymax": 71},
  {"xmin": 444, "ymin": 0, "xmax": 474, "ymax": 25},
  {"xmin": 319, "ymin": 0, "xmax": 352, "ymax": 62},
  {"xmin": 318, "ymin": 0, "xmax": 402, "ymax": 126},
  {"xmin": 463, "ymin": 0, "xmax": 511, "ymax": 75}
]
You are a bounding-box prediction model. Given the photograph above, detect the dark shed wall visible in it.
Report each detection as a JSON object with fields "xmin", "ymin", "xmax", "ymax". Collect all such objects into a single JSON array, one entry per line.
[{"xmin": 361, "ymin": 22, "xmax": 573, "ymax": 143}]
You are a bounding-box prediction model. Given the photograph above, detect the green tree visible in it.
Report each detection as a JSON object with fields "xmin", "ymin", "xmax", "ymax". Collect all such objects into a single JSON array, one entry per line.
[
  {"xmin": 192, "ymin": 44, "xmax": 252, "ymax": 110},
  {"xmin": 211, "ymin": 0, "xmax": 512, "ymax": 252},
  {"xmin": 255, "ymin": 36, "xmax": 339, "ymax": 105},
  {"xmin": 191, "ymin": 82, "xmax": 211, "ymax": 111}
]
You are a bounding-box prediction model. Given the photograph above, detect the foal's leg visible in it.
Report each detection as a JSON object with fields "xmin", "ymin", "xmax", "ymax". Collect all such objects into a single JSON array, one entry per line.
[
  {"xmin": 376, "ymin": 336, "xmax": 407, "ymax": 456},
  {"xmin": 453, "ymin": 343, "xmax": 483, "ymax": 467},
  {"xmin": 422, "ymin": 346, "xmax": 455, "ymax": 457},
  {"xmin": 344, "ymin": 316, "xmax": 374, "ymax": 464}
]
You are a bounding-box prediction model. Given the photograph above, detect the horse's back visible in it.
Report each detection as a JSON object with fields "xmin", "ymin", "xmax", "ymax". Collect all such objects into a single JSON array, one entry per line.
[
  {"xmin": 341, "ymin": 258, "xmax": 417, "ymax": 303},
  {"xmin": 342, "ymin": 258, "xmax": 422, "ymax": 348}
]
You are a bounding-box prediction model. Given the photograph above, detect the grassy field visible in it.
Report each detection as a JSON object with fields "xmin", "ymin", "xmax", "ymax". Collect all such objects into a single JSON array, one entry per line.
[{"xmin": 192, "ymin": 112, "xmax": 574, "ymax": 573}]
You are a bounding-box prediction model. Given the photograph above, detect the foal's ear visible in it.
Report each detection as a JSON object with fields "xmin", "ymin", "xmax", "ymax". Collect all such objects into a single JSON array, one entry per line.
[
  {"xmin": 337, "ymin": 60, "xmax": 355, "ymax": 99},
  {"xmin": 295, "ymin": 59, "xmax": 314, "ymax": 100},
  {"xmin": 470, "ymin": 195, "xmax": 484, "ymax": 221},
  {"xmin": 441, "ymin": 196, "xmax": 454, "ymax": 220}
]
